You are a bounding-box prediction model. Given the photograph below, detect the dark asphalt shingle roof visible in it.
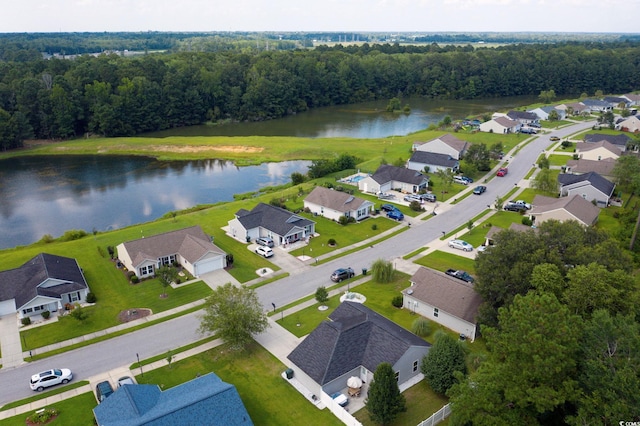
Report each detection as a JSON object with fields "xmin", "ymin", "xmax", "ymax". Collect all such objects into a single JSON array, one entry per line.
[
  {"xmin": 93, "ymin": 373, "xmax": 252, "ymax": 426},
  {"xmin": 304, "ymin": 186, "xmax": 371, "ymax": 213},
  {"xmin": 558, "ymin": 172, "xmax": 616, "ymax": 197},
  {"xmin": 235, "ymin": 203, "xmax": 315, "ymax": 237},
  {"xmin": 0, "ymin": 253, "xmax": 88, "ymax": 308},
  {"xmin": 507, "ymin": 110, "xmax": 538, "ymax": 121},
  {"xmin": 409, "ymin": 151, "xmax": 458, "ymax": 168},
  {"xmin": 287, "ymin": 302, "xmax": 429, "ymax": 385},
  {"xmin": 565, "ymin": 158, "xmax": 616, "ymax": 176},
  {"xmin": 370, "ymin": 164, "xmax": 429, "ymax": 186},
  {"xmin": 584, "ymin": 133, "xmax": 631, "ymax": 147}
]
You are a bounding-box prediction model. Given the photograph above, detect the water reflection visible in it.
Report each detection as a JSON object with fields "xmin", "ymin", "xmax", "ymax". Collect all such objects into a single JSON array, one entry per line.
[{"xmin": 0, "ymin": 156, "xmax": 309, "ymax": 249}]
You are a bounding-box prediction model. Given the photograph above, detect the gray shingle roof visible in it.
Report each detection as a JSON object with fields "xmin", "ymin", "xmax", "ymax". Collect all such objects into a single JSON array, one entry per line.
[
  {"xmin": 371, "ymin": 164, "xmax": 429, "ymax": 186},
  {"xmin": 121, "ymin": 226, "xmax": 225, "ymax": 268},
  {"xmin": 409, "ymin": 151, "xmax": 458, "ymax": 168},
  {"xmin": 304, "ymin": 187, "xmax": 371, "ymax": 213},
  {"xmin": 0, "ymin": 253, "xmax": 88, "ymax": 308},
  {"xmin": 530, "ymin": 194, "xmax": 600, "ymax": 226},
  {"xmin": 287, "ymin": 302, "xmax": 429, "ymax": 385},
  {"xmin": 584, "ymin": 133, "xmax": 631, "ymax": 147},
  {"xmin": 235, "ymin": 203, "xmax": 315, "ymax": 238},
  {"xmin": 407, "ymin": 267, "xmax": 482, "ymax": 324},
  {"xmin": 575, "ymin": 141, "xmax": 621, "ymax": 156},
  {"xmin": 93, "ymin": 373, "xmax": 252, "ymax": 426},
  {"xmin": 558, "ymin": 172, "xmax": 615, "ymax": 197},
  {"xmin": 565, "ymin": 158, "xmax": 616, "ymax": 176},
  {"xmin": 436, "ymin": 133, "xmax": 469, "ymax": 152},
  {"xmin": 494, "ymin": 116, "xmax": 519, "ymax": 128},
  {"xmin": 507, "ymin": 110, "xmax": 538, "ymax": 121},
  {"xmin": 582, "ymin": 99, "xmax": 611, "ymax": 108}
]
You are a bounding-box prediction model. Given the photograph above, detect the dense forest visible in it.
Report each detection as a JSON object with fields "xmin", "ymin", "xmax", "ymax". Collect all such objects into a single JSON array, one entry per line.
[{"xmin": 1, "ymin": 39, "xmax": 640, "ymax": 150}]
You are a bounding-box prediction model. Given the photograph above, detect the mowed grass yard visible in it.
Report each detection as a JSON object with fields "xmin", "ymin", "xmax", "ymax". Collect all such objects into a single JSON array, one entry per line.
[{"xmin": 0, "ymin": 392, "xmax": 97, "ymax": 426}]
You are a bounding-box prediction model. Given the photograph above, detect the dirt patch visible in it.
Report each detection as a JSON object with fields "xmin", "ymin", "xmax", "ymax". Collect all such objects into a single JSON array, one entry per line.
[
  {"xmin": 118, "ymin": 308, "xmax": 152, "ymax": 323},
  {"xmin": 146, "ymin": 145, "xmax": 264, "ymax": 153}
]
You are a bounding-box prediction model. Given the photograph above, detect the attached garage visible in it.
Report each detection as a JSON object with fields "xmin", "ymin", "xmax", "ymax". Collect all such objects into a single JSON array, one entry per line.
[
  {"xmin": 193, "ymin": 254, "xmax": 227, "ymax": 276},
  {"xmin": 0, "ymin": 299, "xmax": 16, "ymax": 316}
]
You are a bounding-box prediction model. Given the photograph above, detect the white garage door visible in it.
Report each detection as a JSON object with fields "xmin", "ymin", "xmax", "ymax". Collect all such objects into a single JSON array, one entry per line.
[
  {"xmin": 0, "ymin": 299, "xmax": 17, "ymax": 316},
  {"xmin": 194, "ymin": 256, "xmax": 225, "ymax": 276}
]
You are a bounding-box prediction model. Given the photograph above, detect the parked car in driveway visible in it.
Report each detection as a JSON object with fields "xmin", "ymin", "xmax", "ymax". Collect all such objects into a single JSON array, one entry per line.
[
  {"xmin": 448, "ymin": 239, "xmax": 473, "ymax": 252},
  {"xmin": 96, "ymin": 380, "xmax": 114, "ymax": 402},
  {"xmin": 117, "ymin": 376, "xmax": 135, "ymax": 387},
  {"xmin": 445, "ymin": 269, "xmax": 475, "ymax": 283},
  {"xmin": 504, "ymin": 202, "xmax": 528, "ymax": 212},
  {"xmin": 403, "ymin": 194, "xmax": 422, "ymax": 203},
  {"xmin": 30, "ymin": 368, "xmax": 73, "ymax": 391},
  {"xmin": 256, "ymin": 237, "xmax": 274, "ymax": 247},
  {"xmin": 387, "ymin": 209, "xmax": 404, "ymax": 221},
  {"xmin": 420, "ymin": 193, "xmax": 437, "ymax": 202},
  {"xmin": 255, "ymin": 246, "xmax": 274, "ymax": 258},
  {"xmin": 380, "ymin": 204, "xmax": 397, "ymax": 212},
  {"xmin": 473, "ymin": 185, "xmax": 486, "ymax": 195},
  {"xmin": 453, "ymin": 176, "xmax": 469, "ymax": 185},
  {"xmin": 497, "ymin": 168, "xmax": 508, "ymax": 177},
  {"xmin": 331, "ymin": 267, "xmax": 355, "ymax": 282}
]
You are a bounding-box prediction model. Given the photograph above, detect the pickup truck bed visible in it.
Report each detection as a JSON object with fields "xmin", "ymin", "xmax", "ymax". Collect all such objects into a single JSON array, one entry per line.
[{"xmin": 445, "ymin": 269, "xmax": 475, "ymax": 283}]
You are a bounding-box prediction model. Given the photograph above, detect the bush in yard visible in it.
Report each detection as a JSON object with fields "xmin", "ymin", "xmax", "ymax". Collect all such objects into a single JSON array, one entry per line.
[
  {"xmin": 26, "ymin": 407, "xmax": 58, "ymax": 424},
  {"xmin": 126, "ymin": 271, "xmax": 135, "ymax": 279},
  {"xmin": 371, "ymin": 223, "xmax": 378, "ymax": 230},
  {"xmin": 42, "ymin": 310, "xmax": 51, "ymax": 319},
  {"xmin": 69, "ymin": 304, "xmax": 89, "ymax": 321},
  {"xmin": 371, "ymin": 258, "xmax": 395, "ymax": 283},
  {"xmin": 366, "ymin": 362, "xmax": 406, "ymax": 425},
  {"xmin": 131, "ymin": 275, "xmax": 139, "ymax": 284},
  {"xmin": 328, "ymin": 238, "xmax": 337, "ymax": 246},
  {"xmin": 421, "ymin": 332, "xmax": 468, "ymax": 395},
  {"xmin": 392, "ymin": 295, "xmax": 403, "ymax": 308},
  {"xmin": 522, "ymin": 217, "xmax": 533, "ymax": 226},
  {"xmin": 409, "ymin": 200, "xmax": 423, "ymax": 211},
  {"xmin": 412, "ymin": 317, "xmax": 431, "ymax": 337},
  {"xmin": 339, "ymin": 215, "xmax": 349, "ymax": 225},
  {"xmin": 21, "ymin": 317, "xmax": 31, "ymax": 326},
  {"xmin": 315, "ymin": 286, "xmax": 329, "ymax": 304},
  {"xmin": 85, "ymin": 292, "xmax": 96, "ymax": 303}
]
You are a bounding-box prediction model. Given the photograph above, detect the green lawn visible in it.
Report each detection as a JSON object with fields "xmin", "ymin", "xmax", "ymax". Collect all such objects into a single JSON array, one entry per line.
[
  {"xmin": 0, "ymin": 392, "xmax": 97, "ymax": 426},
  {"xmin": 415, "ymin": 251, "xmax": 476, "ymax": 275},
  {"xmin": 135, "ymin": 342, "xmax": 341, "ymax": 426},
  {"xmin": 547, "ymin": 153, "xmax": 572, "ymax": 166}
]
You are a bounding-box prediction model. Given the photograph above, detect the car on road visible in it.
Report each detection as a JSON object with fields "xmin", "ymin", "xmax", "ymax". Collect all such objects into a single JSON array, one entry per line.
[
  {"xmin": 117, "ymin": 376, "xmax": 135, "ymax": 387},
  {"xmin": 331, "ymin": 267, "xmax": 355, "ymax": 282},
  {"xmin": 30, "ymin": 368, "xmax": 73, "ymax": 391},
  {"xmin": 550, "ymin": 136, "xmax": 560, "ymax": 141},
  {"xmin": 255, "ymin": 246, "xmax": 274, "ymax": 258},
  {"xmin": 256, "ymin": 237, "xmax": 274, "ymax": 248},
  {"xmin": 387, "ymin": 209, "xmax": 404, "ymax": 221},
  {"xmin": 496, "ymin": 167, "xmax": 508, "ymax": 177},
  {"xmin": 380, "ymin": 204, "xmax": 397, "ymax": 212},
  {"xmin": 420, "ymin": 193, "xmax": 437, "ymax": 202},
  {"xmin": 453, "ymin": 176, "xmax": 469, "ymax": 185},
  {"xmin": 448, "ymin": 239, "xmax": 473, "ymax": 252},
  {"xmin": 96, "ymin": 380, "xmax": 114, "ymax": 402},
  {"xmin": 472, "ymin": 185, "xmax": 486, "ymax": 195}
]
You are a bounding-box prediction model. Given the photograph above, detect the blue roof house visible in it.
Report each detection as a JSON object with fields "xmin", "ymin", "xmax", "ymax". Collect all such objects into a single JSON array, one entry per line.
[{"xmin": 93, "ymin": 373, "xmax": 253, "ymax": 426}]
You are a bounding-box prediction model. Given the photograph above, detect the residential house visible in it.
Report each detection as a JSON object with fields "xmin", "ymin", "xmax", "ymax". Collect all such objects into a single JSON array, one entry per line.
[
  {"xmin": 93, "ymin": 373, "xmax": 252, "ymax": 426},
  {"xmin": 582, "ymin": 99, "xmax": 613, "ymax": 113},
  {"xmin": 621, "ymin": 93, "xmax": 640, "ymax": 106},
  {"xmin": 479, "ymin": 116, "xmax": 520, "ymax": 134},
  {"xmin": 287, "ymin": 301, "xmax": 430, "ymax": 399},
  {"xmin": 412, "ymin": 133, "xmax": 469, "ymax": 160},
  {"xmin": 506, "ymin": 110, "xmax": 540, "ymax": 125},
  {"xmin": 528, "ymin": 106, "xmax": 566, "ymax": 121},
  {"xmin": 564, "ymin": 158, "xmax": 616, "ymax": 179},
  {"xmin": 558, "ymin": 172, "xmax": 615, "ymax": 207},
  {"xmin": 483, "ymin": 223, "xmax": 535, "ymax": 247},
  {"xmin": 303, "ymin": 186, "xmax": 373, "ymax": 222},
  {"xmin": 404, "ymin": 267, "xmax": 482, "ymax": 341},
  {"xmin": 0, "ymin": 253, "xmax": 90, "ymax": 318},
  {"xmin": 616, "ymin": 115, "xmax": 640, "ymax": 133},
  {"xmin": 227, "ymin": 203, "xmax": 316, "ymax": 247},
  {"xmin": 357, "ymin": 164, "xmax": 429, "ymax": 195},
  {"xmin": 575, "ymin": 141, "xmax": 621, "ymax": 161},
  {"xmin": 529, "ymin": 194, "xmax": 600, "ymax": 226},
  {"xmin": 406, "ymin": 151, "xmax": 459, "ymax": 174},
  {"xmin": 556, "ymin": 102, "xmax": 588, "ymax": 116},
  {"xmin": 584, "ymin": 133, "xmax": 632, "ymax": 151},
  {"xmin": 603, "ymin": 96, "xmax": 630, "ymax": 109},
  {"xmin": 117, "ymin": 226, "xmax": 227, "ymax": 279}
]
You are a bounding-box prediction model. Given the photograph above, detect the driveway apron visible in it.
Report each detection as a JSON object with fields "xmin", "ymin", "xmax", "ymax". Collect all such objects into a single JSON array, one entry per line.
[{"xmin": 0, "ymin": 314, "xmax": 24, "ymax": 368}]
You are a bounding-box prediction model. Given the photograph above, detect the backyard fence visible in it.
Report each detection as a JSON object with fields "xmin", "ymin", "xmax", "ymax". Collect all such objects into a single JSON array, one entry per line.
[{"xmin": 416, "ymin": 403, "xmax": 451, "ymax": 426}]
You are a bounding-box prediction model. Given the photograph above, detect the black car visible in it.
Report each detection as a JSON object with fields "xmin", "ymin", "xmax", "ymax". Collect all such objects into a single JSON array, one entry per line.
[
  {"xmin": 96, "ymin": 380, "xmax": 114, "ymax": 403},
  {"xmin": 380, "ymin": 204, "xmax": 397, "ymax": 212},
  {"xmin": 473, "ymin": 185, "xmax": 487, "ymax": 195},
  {"xmin": 504, "ymin": 203, "xmax": 528, "ymax": 212},
  {"xmin": 331, "ymin": 267, "xmax": 355, "ymax": 282}
]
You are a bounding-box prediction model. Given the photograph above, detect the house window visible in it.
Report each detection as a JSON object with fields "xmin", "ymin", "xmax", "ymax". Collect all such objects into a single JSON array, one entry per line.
[
  {"xmin": 394, "ymin": 371, "xmax": 400, "ymax": 382},
  {"xmin": 23, "ymin": 308, "xmax": 33, "ymax": 314},
  {"xmin": 433, "ymin": 307, "xmax": 439, "ymax": 318},
  {"xmin": 70, "ymin": 292, "xmax": 80, "ymax": 302},
  {"xmin": 413, "ymin": 360, "xmax": 419, "ymax": 372},
  {"xmin": 34, "ymin": 305, "xmax": 43, "ymax": 312},
  {"xmin": 140, "ymin": 265, "xmax": 154, "ymax": 276}
]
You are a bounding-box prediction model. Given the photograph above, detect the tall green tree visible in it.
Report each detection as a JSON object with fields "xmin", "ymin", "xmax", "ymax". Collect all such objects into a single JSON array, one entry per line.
[
  {"xmin": 449, "ymin": 293, "xmax": 580, "ymax": 425},
  {"xmin": 463, "ymin": 143, "xmax": 491, "ymax": 171},
  {"xmin": 421, "ymin": 332, "xmax": 467, "ymax": 395},
  {"xmin": 366, "ymin": 362, "xmax": 406, "ymax": 425},
  {"xmin": 198, "ymin": 283, "xmax": 268, "ymax": 351},
  {"xmin": 371, "ymin": 258, "xmax": 394, "ymax": 283},
  {"xmin": 531, "ymin": 167, "xmax": 557, "ymax": 194}
]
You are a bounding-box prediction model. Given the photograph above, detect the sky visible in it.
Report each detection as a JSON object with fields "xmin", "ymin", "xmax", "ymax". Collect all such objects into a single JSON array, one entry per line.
[{"xmin": 0, "ymin": 0, "xmax": 636, "ymax": 34}]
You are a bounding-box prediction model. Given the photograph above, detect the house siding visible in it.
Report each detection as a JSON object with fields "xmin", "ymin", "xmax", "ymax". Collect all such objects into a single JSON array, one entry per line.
[
  {"xmin": 532, "ymin": 210, "xmax": 584, "ymax": 225},
  {"xmin": 357, "ymin": 176, "xmax": 382, "ymax": 194},
  {"xmin": 394, "ymin": 346, "xmax": 430, "ymax": 383},
  {"xmin": 415, "ymin": 140, "xmax": 460, "ymax": 159},
  {"xmin": 407, "ymin": 160, "xmax": 450, "ymax": 174},
  {"xmin": 562, "ymin": 184, "xmax": 608, "ymax": 207},
  {"xmin": 404, "ymin": 296, "xmax": 477, "ymax": 341},
  {"xmin": 577, "ymin": 147, "xmax": 619, "ymax": 161}
]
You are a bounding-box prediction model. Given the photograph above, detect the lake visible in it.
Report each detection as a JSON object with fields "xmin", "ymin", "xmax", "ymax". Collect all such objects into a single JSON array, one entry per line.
[{"xmin": 0, "ymin": 95, "xmax": 537, "ymax": 249}]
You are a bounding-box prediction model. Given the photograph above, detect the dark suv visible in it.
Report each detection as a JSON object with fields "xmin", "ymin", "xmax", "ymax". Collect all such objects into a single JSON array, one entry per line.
[
  {"xmin": 331, "ymin": 267, "xmax": 355, "ymax": 282},
  {"xmin": 96, "ymin": 380, "xmax": 114, "ymax": 403}
]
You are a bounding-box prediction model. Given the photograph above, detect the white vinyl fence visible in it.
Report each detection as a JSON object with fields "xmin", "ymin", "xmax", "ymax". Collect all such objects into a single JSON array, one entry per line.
[{"xmin": 416, "ymin": 403, "xmax": 451, "ymax": 426}]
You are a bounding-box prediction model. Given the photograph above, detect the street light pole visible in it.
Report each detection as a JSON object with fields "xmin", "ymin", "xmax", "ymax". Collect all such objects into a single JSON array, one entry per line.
[{"xmin": 137, "ymin": 353, "xmax": 143, "ymax": 377}]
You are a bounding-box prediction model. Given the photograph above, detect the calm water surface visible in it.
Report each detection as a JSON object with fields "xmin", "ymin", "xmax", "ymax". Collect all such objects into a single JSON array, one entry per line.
[{"xmin": 0, "ymin": 96, "xmax": 537, "ymax": 249}]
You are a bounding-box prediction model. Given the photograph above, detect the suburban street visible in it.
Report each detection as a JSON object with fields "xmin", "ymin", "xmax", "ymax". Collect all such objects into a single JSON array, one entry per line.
[{"xmin": 0, "ymin": 120, "xmax": 595, "ymax": 406}]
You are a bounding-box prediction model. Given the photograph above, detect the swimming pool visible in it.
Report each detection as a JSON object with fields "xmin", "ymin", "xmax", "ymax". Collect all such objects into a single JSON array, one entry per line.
[{"xmin": 351, "ymin": 175, "xmax": 365, "ymax": 182}]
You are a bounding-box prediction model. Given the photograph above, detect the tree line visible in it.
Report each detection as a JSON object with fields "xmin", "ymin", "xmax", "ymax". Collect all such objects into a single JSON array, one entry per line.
[{"xmin": 1, "ymin": 41, "xmax": 640, "ymax": 150}]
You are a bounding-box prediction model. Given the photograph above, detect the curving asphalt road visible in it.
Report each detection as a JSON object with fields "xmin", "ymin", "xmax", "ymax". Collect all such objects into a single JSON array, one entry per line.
[{"xmin": 0, "ymin": 120, "xmax": 595, "ymax": 406}]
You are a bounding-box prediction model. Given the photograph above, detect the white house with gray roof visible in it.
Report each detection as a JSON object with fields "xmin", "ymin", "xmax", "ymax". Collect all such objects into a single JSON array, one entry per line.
[
  {"xmin": 412, "ymin": 133, "xmax": 469, "ymax": 160},
  {"xmin": 528, "ymin": 106, "xmax": 566, "ymax": 121},
  {"xmin": 558, "ymin": 171, "xmax": 616, "ymax": 207},
  {"xmin": 117, "ymin": 226, "xmax": 226, "ymax": 278},
  {"xmin": 0, "ymin": 253, "xmax": 89, "ymax": 318},
  {"xmin": 303, "ymin": 186, "xmax": 373, "ymax": 222},
  {"xmin": 479, "ymin": 116, "xmax": 520, "ymax": 134},
  {"xmin": 407, "ymin": 151, "xmax": 459, "ymax": 174},
  {"xmin": 584, "ymin": 133, "xmax": 632, "ymax": 151},
  {"xmin": 227, "ymin": 203, "xmax": 316, "ymax": 247},
  {"xmin": 507, "ymin": 110, "xmax": 539, "ymax": 125},
  {"xmin": 287, "ymin": 301, "xmax": 430, "ymax": 399},
  {"xmin": 357, "ymin": 164, "xmax": 429, "ymax": 195},
  {"xmin": 404, "ymin": 267, "xmax": 482, "ymax": 342},
  {"xmin": 529, "ymin": 195, "xmax": 600, "ymax": 227}
]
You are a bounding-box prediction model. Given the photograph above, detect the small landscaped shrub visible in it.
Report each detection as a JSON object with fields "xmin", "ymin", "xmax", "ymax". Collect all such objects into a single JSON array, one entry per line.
[
  {"xmin": 392, "ymin": 295, "xmax": 404, "ymax": 308},
  {"xmin": 42, "ymin": 310, "xmax": 51, "ymax": 319},
  {"xmin": 371, "ymin": 223, "xmax": 378, "ymax": 230},
  {"xmin": 561, "ymin": 140, "xmax": 573, "ymax": 149},
  {"xmin": 315, "ymin": 286, "xmax": 329, "ymax": 304},
  {"xmin": 26, "ymin": 407, "xmax": 59, "ymax": 424},
  {"xmin": 39, "ymin": 234, "xmax": 55, "ymax": 244},
  {"xmin": 126, "ymin": 271, "xmax": 135, "ymax": 280},
  {"xmin": 328, "ymin": 238, "xmax": 337, "ymax": 246},
  {"xmin": 21, "ymin": 317, "xmax": 31, "ymax": 326},
  {"xmin": 412, "ymin": 318, "xmax": 431, "ymax": 337},
  {"xmin": 409, "ymin": 201, "xmax": 423, "ymax": 211},
  {"xmin": 85, "ymin": 292, "xmax": 97, "ymax": 303},
  {"xmin": 60, "ymin": 229, "xmax": 88, "ymax": 241},
  {"xmin": 521, "ymin": 217, "xmax": 533, "ymax": 226},
  {"xmin": 339, "ymin": 216, "xmax": 349, "ymax": 225},
  {"xmin": 131, "ymin": 275, "xmax": 140, "ymax": 284}
]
